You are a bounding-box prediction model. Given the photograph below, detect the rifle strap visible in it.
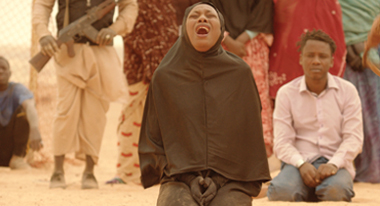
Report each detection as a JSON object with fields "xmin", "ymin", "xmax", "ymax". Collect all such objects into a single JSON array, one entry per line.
[{"xmin": 63, "ymin": 0, "xmax": 69, "ymax": 27}]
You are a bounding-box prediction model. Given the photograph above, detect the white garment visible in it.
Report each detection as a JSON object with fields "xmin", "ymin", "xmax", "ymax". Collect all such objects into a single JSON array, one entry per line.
[{"xmin": 53, "ymin": 44, "xmax": 128, "ymax": 163}]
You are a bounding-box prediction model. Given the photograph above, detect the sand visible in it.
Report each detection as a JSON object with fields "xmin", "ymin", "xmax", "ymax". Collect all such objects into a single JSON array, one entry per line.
[{"xmin": 1, "ymin": 102, "xmax": 380, "ymax": 206}]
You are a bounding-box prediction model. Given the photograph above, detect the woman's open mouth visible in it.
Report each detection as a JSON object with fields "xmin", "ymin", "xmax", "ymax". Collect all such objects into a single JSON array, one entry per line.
[{"xmin": 196, "ymin": 25, "xmax": 210, "ymax": 37}]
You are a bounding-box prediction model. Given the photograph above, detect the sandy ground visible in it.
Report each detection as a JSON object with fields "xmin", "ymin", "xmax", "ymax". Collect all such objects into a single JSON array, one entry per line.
[{"xmin": 1, "ymin": 103, "xmax": 380, "ymax": 206}]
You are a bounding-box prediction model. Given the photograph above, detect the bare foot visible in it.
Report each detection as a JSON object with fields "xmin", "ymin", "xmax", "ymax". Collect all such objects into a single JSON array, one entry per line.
[
  {"xmin": 82, "ymin": 172, "xmax": 99, "ymax": 189},
  {"xmin": 49, "ymin": 172, "xmax": 66, "ymax": 189}
]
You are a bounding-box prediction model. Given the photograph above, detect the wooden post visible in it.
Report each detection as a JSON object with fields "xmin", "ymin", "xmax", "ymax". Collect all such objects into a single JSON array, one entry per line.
[{"xmin": 29, "ymin": 0, "xmax": 38, "ymax": 96}]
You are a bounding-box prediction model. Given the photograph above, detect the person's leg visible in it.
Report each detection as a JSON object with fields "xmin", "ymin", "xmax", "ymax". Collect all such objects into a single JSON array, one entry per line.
[
  {"xmin": 209, "ymin": 181, "xmax": 254, "ymax": 206},
  {"xmin": 344, "ymin": 53, "xmax": 380, "ymax": 183},
  {"xmin": 50, "ymin": 155, "xmax": 66, "ymax": 188},
  {"xmin": 50, "ymin": 76, "xmax": 81, "ymax": 189},
  {"xmin": 78, "ymin": 79, "xmax": 110, "ymax": 189},
  {"xmin": 11, "ymin": 107, "xmax": 29, "ymax": 157},
  {"xmin": 0, "ymin": 106, "xmax": 30, "ymax": 169},
  {"xmin": 112, "ymin": 103, "xmax": 142, "ymax": 184},
  {"xmin": 82, "ymin": 155, "xmax": 98, "ymax": 189},
  {"xmin": 107, "ymin": 82, "xmax": 148, "ymax": 184},
  {"xmin": 242, "ymin": 37, "xmax": 273, "ymax": 157},
  {"xmin": 315, "ymin": 168, "xmax": 354, "ymax": 202},
  {"xmin": 53, "ymin": 68, "xmax": 108, "ymax": 189},
  {"xmin": 157, "ymin": 181, "xmax": 198, "ymax": 206},
  {"xmin": 0, "ymin": 124, "xmax": 13, "ymax": 166},
  {"xmin": 267, "ymin": 163, "xmax": 314, "ymax": 201}
]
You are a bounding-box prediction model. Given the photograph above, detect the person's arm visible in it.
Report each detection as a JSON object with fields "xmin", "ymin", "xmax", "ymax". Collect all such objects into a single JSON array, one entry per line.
[
  {"xmin": 236, "ymin": 31, "xmax": 253, "ymax": 45},
  {"xmin": 317, "ymin": 84, "xmax": 363, "ymax": 181},
  {"xmin": 225, "ymin": 30, "xmax": 267, "ymax": 57},
  {"xmin": 32, "ymin": 0, "xmax": 58, "ymax": 56},
  {"xmin": 327, "ymin": 84, "xmax": 363, "ymax": 171},
  {"xmin": 108, "ymin": 0, "xmax": 138, "ymax": 36},
  {"xmin": 274, "ymin": 87, "xmax": 320, "ymax": 187},
  {"xmin": 97, "ymin": 0, "xmax": 138, "ymax": 46},
  {"xmin": 259, "ymin": 33, "xmax": 273, "ymax": 46},
  {"xmin": 365, "ymin": 48, "xmax": 380, "ymax": 68},
  {"xmin": 21, "ymin": 98, "xmax": 43, "ymax": 151},
  {"xmin": 32, "ymin": 0, "xmax": 55, "ymax": 42},
  {"xmin": 236, "ymin": 31, "xmax": 273, "ymax": 47},
  {"xmin": 273, "ymin": 88, "xmax": 304, "ymax": 166},
  {"xmin": 223, "ymin": 35, "xmax": 247, "ymax": 57}
]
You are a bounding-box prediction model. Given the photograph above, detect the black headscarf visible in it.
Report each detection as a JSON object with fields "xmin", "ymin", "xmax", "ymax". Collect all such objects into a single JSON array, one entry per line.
[
  {"xmin": 202, "ymin": 0, "xmax": 273, "ymax": 39},
  {"xmin": 138, "ymin": 2, "xmax": 271, "ymax": 189},
  {"xmin": 172, "ymin": 0, "xmax": 201, "ymax": 26}
]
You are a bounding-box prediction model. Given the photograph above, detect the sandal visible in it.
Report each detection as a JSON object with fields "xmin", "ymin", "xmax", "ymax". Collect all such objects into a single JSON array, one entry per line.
[
  {"xmin": 50, "ymin": 172, "xmax": 66, "ymax": 189},
  {"xmin": 82, "ymin": 172, "xmax": 99, "ymax": 189},
  {"xmin": 106, "ymin": 177, "xmax": 126, "ymax": 185}
]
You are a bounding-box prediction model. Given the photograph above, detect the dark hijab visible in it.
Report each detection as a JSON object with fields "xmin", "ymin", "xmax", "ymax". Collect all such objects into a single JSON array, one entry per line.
[
  {"xmin": 203, "ymin": 0, "xmax": 273, "ymax": 39},
  {"xmin": 138, "ymin": 2, "xmax": 271, "ymax": 189},
  {"xmin": 172, "ymin": 0, "xmax": 201, "ymax": 26}
]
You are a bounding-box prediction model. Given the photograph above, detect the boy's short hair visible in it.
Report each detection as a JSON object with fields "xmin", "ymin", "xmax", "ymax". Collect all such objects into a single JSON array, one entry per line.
[{"xmin": 297, "ymin": 29, "xmax": 337, "ymax": 55}]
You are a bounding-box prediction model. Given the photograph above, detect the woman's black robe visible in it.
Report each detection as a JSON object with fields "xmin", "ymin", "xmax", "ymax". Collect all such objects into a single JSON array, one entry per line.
[{"xmin": 138, "ymin": 2, "xmax": 271, "ymax": 189}]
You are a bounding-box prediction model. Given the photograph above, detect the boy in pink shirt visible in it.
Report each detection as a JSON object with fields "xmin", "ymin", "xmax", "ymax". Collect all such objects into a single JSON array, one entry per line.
[{"xmin": 267, "ymin": 30, "xmax": 363, "ymax": 202}]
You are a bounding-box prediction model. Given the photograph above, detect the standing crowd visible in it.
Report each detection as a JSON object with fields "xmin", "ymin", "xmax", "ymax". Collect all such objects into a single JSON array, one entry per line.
[{"xmin": 1, "ymin": 0, "xmax": 380, "ymax": 205}]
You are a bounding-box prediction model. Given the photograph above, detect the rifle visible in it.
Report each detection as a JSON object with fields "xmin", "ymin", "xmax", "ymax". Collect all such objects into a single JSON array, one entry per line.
[{"xmin": 29, "ymin": 0, "xmax": 116, "ymax": 72}]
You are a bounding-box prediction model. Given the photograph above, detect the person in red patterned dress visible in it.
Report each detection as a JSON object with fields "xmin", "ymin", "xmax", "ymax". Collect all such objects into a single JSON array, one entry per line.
[{"xmin": 106, "ymin": 0, "xmax": 199, "ymax": 184}]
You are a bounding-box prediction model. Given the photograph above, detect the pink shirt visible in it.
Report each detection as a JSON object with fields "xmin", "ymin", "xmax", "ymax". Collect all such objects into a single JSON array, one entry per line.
[{"xmin": 273, "ymin": 73, "xmax": 363, "ymax": 179}]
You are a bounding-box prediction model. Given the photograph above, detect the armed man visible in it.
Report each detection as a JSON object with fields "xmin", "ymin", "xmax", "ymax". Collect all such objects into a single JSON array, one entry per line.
[{"xmin": 32, "ymin": 0, "xmax": 138, "ymax": 189}]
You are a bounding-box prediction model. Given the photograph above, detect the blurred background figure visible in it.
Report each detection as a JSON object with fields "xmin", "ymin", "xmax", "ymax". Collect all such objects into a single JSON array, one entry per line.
[
  {"xmin": 106, "ymin": 0, "xmax": 200, "ymax": 185},
  {"xmin": 339, "ymin": 0, "xmax": 380, "ymax": 183},
  {"xmin": 268, "ymin": 0, "xmax": 346, "ymax": 99},
  {"xmin": 0, "ymin": 56, "xmax": 43, "ymax": 170},
  {"xmin": 32, "ymin": 0, "xmax": 138, "ymax": 189},
  {"xmin": 203, "ymin": 0, "xmax": 275, "ymax": 157}
]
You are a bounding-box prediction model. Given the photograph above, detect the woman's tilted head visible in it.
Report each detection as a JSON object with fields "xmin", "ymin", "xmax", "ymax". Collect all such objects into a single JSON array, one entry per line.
[{"xmin": 185, "ymin": 3, "xmax": 222, "ymax": 52}]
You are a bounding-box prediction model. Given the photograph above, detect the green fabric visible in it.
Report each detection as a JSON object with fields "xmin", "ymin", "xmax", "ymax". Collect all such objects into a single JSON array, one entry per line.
[
  {"xmin": 361, "ymin": 49, "xmax": 380, "ymax": 65},
  {"xmin": 245, "ymin": 30, "xmax": 258, "ymax": 39},
  {"xmin": 339, "ymin": 0, "xmax": 380, "ymax": 45}
]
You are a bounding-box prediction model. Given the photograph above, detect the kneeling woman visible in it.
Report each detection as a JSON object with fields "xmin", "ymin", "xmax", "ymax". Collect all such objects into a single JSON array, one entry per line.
[{"xmin": 138, "ymin": 2, "xmax": 271, "ymax": 206}]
